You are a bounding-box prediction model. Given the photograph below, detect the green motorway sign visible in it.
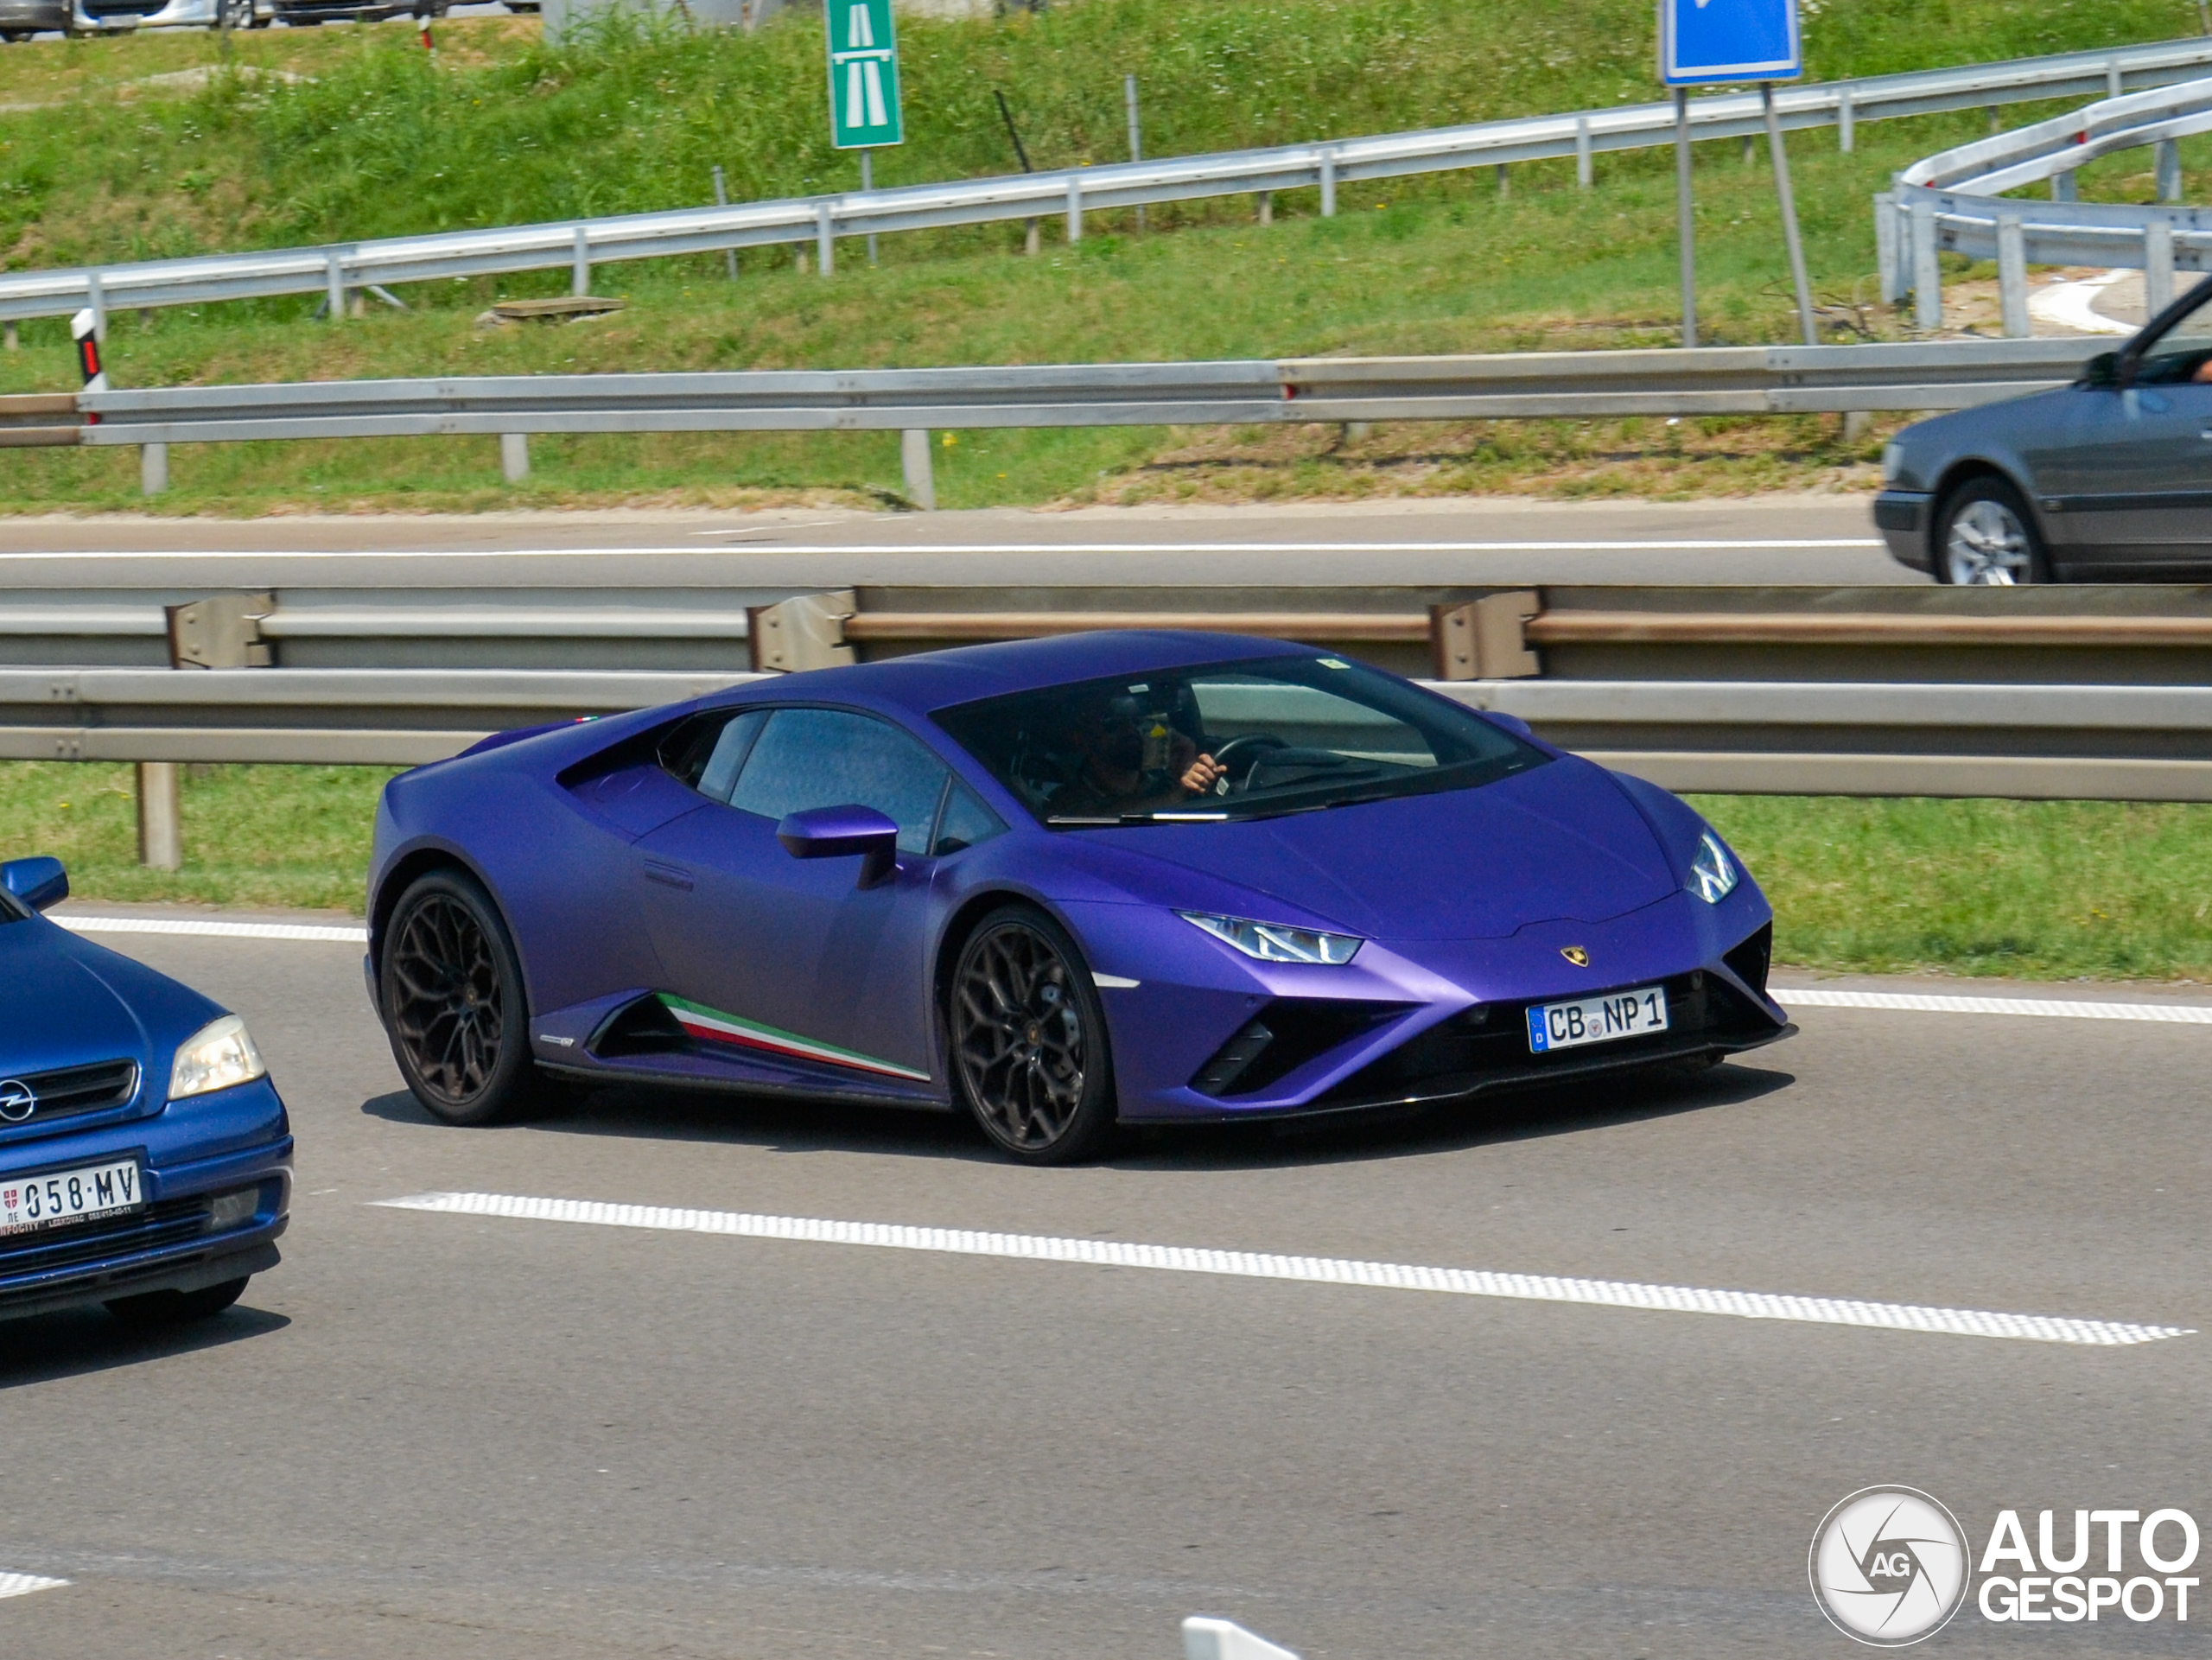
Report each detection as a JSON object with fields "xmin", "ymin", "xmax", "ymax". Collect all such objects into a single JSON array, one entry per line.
[{"xmin": 827, "ymin": 0, "xmax": 903, "ymax": 150}]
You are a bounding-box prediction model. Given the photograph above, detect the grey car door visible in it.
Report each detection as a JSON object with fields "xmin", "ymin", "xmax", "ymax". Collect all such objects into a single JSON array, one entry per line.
[{"xmin": 2039, "ymin": 283, "xmax": 2212, "ymax": 571}]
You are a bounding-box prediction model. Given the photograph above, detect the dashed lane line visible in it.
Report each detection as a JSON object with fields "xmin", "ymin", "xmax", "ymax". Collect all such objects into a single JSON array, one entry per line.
[
  {"xmin": 0, "ymin": 1572, "xmax": 67, "ymax": 1599},
  {"xmin": 1782, "ymin": 987, "xmax": 2212, "ymax": 1024},
  {"xmin": 376, "ymin": 1192, "xmax": 2192, "ymax": 1347}
]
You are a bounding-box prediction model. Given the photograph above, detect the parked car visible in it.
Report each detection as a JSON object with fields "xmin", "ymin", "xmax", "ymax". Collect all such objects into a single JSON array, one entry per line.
[
  {"xmin": 366, "ymin": 632, "xmax": 1790, "ymax": 1164},
  {"xmin": 1876, "ymin": 275, "xmax": 2212, "ymax": 582},
  {"xmin": 0, "ymin": 856, "xmax": 291, "ymax": 1325}
]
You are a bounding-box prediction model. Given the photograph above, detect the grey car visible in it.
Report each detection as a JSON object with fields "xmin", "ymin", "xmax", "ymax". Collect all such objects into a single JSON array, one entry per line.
[{"xmin": 1875, "ymin": 276, "xmax": 2212, "ymax": 583}]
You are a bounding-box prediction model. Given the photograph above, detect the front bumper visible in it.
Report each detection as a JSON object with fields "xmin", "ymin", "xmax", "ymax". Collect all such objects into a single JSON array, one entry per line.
[
  {"xmin": 0, "ymin": 1075, "xmax": 292, "ymax": 1322},
  {"xmin": 1872, "ymin": 490, "xmax": 1933, "ymax": 572},
  {"xmin": 1074, "ymin": 890, "xmax": 1790, "ymax": 1123}
]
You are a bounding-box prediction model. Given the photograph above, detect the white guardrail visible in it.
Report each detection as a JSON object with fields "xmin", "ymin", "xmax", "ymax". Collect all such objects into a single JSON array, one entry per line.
[
  {"xmin": 1883, "ymin": 73, "xmax": 2212, "ymax": 333},
  {"xmin": 7, "ymin": 666, "xmax": 2211, "ymax": 802},
  {"xmin": 29, "ymin": 337, "xmax": 2107, "ymax": 498},
  {"xmin": 11, "ymin": 35, "xmax": 2212, "ymax": 327}
]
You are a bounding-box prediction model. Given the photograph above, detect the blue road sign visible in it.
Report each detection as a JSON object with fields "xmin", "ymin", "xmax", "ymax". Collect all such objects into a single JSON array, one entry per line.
[{"xmin": 1660, "ymin": 0, "xmax": 1802, "ymax": 86}]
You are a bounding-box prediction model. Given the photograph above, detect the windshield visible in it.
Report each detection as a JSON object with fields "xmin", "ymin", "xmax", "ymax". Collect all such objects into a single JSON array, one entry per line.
[
  {"xmin": 2134, "ymin": 275, "xmax": 2212, "ymax": 384},
  {"xmin": 931, "ymin": 653, "xmax": 1548, "ymax": 827}
]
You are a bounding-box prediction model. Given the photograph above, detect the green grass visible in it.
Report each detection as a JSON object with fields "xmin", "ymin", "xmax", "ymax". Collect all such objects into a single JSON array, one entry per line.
[
  {"xmin": 1695, "ymin": 796, "xmax": 2212, "ymax": 982},
  {"xmin": 4, "ymin": 762, "xmax": 2209, "ymax": 982},
  {"xmin": 0, "ymin": 762, "xmax": 395, "ymax": 913},
  {"xmin": 0, "ymin": 0, "xmax": 2202, "ymax": 512}
]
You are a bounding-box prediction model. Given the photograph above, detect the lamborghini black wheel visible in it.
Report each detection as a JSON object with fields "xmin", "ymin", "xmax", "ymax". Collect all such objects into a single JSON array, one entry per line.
[
  {"xmin": 948, "ymin": 906, "xmax": 1118, "ymax": 1164},
  {"xmin": 379, "ymin": 869, "xmax": 546, "ymax": 1126}
]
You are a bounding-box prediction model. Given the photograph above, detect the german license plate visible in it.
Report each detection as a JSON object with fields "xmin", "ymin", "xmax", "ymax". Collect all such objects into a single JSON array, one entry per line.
[
  {"xmin": 1527, "ymin": 984, "xmax": 1670, "ymax": 1053},
  {"xmin": 0, "ymin": 1157, "xmax": 144, "ymax": 1236}
]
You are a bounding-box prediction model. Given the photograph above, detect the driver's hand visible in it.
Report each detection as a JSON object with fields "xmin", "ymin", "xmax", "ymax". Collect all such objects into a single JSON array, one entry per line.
[{"xmin": 1179, "ymin": 754, "xmax": 1225, "ymax": 795}]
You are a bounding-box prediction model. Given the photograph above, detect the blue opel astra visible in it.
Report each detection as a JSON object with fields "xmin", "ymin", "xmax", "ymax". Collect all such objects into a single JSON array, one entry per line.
[{"xmin": 0, "ymin": 855, "xmax": 292, "ymax": 1326}]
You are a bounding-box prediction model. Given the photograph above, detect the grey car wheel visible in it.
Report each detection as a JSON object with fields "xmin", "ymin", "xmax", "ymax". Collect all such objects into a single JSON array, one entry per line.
[
  {"xmin": 1938, "ymin": 480, "xmax": 2048, "ymax": 585},
  {"xmin": 218, "ymin": 0, "xmax": 254, "ymax": 25}
]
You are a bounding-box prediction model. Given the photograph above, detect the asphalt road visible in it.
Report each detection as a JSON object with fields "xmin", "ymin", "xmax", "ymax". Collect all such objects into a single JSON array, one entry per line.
[
  {"xmin": 3, "ymin": 925, "xmax": 2202, "ymax": 1659},
  {"xmin": 0, "ymin": 496, "xmax": 1912, "ymax": 591}
]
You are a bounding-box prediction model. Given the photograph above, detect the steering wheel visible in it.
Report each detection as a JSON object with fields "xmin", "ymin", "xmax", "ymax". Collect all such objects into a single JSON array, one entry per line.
[{"xmin": 1206, "ymin": 734, "xmax": 1287, "ymax": 791}]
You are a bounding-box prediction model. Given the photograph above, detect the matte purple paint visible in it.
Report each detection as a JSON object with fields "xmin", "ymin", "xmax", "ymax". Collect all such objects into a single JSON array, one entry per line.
[{"xmin": 367, "ymin": 632, "xmax": 1790, "ymax": 1131}]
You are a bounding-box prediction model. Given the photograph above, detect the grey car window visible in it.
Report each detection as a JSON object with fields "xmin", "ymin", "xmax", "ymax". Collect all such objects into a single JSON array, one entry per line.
[
  {"xmin": 729, "ymin": 708, "xmax": 950, "ymax": 856},
  {"xmin": 2137, "ymin": 279, "xmax": 2212, "ymax": 384},
  {"xmin": 696, "ymin": 710, "xmax": 769, "ymax": 803},
  {"xmin": 932, "ymin": 780, "xmax": 1007, "ymax": 856}
]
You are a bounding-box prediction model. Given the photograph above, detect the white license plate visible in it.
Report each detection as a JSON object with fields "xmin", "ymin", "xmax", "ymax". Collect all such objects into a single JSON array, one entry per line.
[
  {"xmin": 1527, "ymin": 984, "xmax": 1670, "ymax": 1053},
  {"xmin": 0, "ymin": 1157, "xmax": 145, "ymax": 1236}
]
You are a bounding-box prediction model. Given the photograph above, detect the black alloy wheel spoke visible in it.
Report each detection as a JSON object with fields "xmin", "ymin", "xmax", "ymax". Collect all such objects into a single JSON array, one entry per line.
[
  {"xmin": 953, "ymin": 921, "xmax": 1090, "ymax": 1150},
  {"xmin": 389, "ymin": 893, "xmax": 504, "ymax": 1108}
]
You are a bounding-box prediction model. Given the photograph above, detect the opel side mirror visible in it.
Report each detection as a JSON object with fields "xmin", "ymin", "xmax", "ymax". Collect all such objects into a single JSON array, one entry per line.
[
  {"xmin": 2082, "ymin": 350, "xmax": 2123, "ymax": 389},
  {"xmin": 776, "ymin": 805, "xmax": 899, "ymax": 888},
  {"xmin": 1, "ymin": 855, "xmax": 67, "ymax": 913}
]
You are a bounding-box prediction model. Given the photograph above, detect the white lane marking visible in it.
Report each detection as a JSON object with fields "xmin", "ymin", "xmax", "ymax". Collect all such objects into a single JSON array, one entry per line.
[
  {"xmin": 0, "ymin": 1572, "xmax": 67, "ymax": 1599},
  {"xmin": 691, "ymin": 519, "xmax": 844, "ymax": 537},
  {"xmin": 1783, "ymin": 987, "xmax": 2212, "ymax": 1025},
  {"xmin": 376, "ymin": 1191, "xmax": 2192, "ymax": 1346},
  {"xmin": 1092, "ymin": 974, "xmax": 1142, "ymax": 989},
  {"xmin": 57, "ymin": 915, "xmax": 366, "ymax": 944},
  {"xmin": 0, "ymin": 538, "xmax": 1884, "ymax": 560}
]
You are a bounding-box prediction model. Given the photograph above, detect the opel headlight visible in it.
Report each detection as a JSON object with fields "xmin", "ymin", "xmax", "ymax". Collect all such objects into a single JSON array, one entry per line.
[
  {"xmin": 1179, "ymin": 912, "xmax": 1363, "ymax": 964},
  {"xmin": 168, "ymin": 1014, "xmax": 267, "ymax": 1102},
  {"xmin": 1880, "ymin": 441, "xmax": 1905, "ymax": 484},
  {"xmin": 1688, "ymin": 831, "xmax": 1739, "ymax": 905}
]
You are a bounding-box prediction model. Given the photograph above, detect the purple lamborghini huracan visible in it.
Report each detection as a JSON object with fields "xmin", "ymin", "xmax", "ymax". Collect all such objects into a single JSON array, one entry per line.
[{"xmin": 366, "ymin": 632, "xmax": 1791, "ymax": 1163}]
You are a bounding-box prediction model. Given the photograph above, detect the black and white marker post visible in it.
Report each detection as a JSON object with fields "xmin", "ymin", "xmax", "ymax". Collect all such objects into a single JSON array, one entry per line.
[
  {"xmin": 71, "ymin": 306, "xmax": 104, "ymax": 402},
  {"xmin": 1660, "ymin": 0, "xmax": 1811, "ymax": 349}
]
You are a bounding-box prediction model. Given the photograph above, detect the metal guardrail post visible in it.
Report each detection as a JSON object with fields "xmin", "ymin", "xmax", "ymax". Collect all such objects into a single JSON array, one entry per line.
[
  {"xmin": 1838, "ymin": 87, "xmax": 1854, "ymax": 153},
  {"xmin": 2052, "ymin": 169, "xmax": 2078, "ymax": 202},
  {"xmin": 1997, "ymin": 215, "xmax": 2031, "ymax": 338},
  {"xmin": 2158, "ymin": 138, "xmax": 2184, "ymax": 202},
  {"xmin": 1319, "ymin": 150, "xmax": 1337, "ymax": 217},
  {"xmin": 1066, "ymin": 175, "xmax": 1083, "ymax": 245},
  {"xmin": 1874, "ymin": 193, "xmax": 1900, "ymax": 305},
  {"xmin": 85, "ymin": 270, "xmax": 105, "ymax": 343},
  {"xmin": 136, "ymin": 761, "xmax": 181, "ymax": 871},
  {"xmin": 140, "ymin": 442, "xmax": 166, "ymax": 496},
  {"xmin": 714, "ymin": 166, "xmax": 739, "ymax": 280},
  {"xmin": 324, "ymin": 253, "xmax": 345, "ymax": 323},
  {"xmin": 815, "ymin": 204, "xmax": 836, "ymax": 277},
  {"xmin": 571, "ymin": 226, "xmax": 590, "ymax": 296},
  {"xmin": 2146, "ymin": 219, "xmax": 2177, "ymax": 315},
  {"xmin": 1910, "ymin": 200, "xmax": 1942, "ymax": 331},
  {"xmin": 899, "ymin": 429, "xmax": 935, "ymax": 510},
  {"xmin": 501, "ymin": 433, "xmax": 530, "ymax": 484},
  {"xmin": 1574, "ymin": 118, "xmax": 1592, "ymax": 188}
]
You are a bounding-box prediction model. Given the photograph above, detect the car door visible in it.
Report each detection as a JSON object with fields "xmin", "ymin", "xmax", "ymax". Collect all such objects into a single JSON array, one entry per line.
[
  {"xmin": 2035, "ymin": 283, "xmax": 2212, "ymax": 571},
  {"xmin": 633, "ymin": 706, "xmax": 954, "ymax": 1094}
]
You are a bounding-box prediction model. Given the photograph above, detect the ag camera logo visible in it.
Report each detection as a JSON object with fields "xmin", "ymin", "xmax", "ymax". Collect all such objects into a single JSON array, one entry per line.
[{"xmin": 1810, "ymin": 1486, "xmax": 1970, "ymax": 1646}]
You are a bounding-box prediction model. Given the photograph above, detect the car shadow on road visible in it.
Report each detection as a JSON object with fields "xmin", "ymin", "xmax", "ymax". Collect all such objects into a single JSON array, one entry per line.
[
  {"xmin": 0, "ymin": 1304, "xmax": 289, "ymax": 1390},
  {"xmin": 361, "ymin": 1059, "xmax": 1794, "ymax": 1171}
]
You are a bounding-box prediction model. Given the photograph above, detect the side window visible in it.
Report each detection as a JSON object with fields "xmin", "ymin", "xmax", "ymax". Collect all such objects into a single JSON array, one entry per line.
[
  {"xmin": 729, "ymin": 708, "xmax": 950, "ymax": 855},
  {"xmin": 658, "ymin": 708, "xmax": 766, "ymax": 801},
  {"xmin": 932, "ymin": 781, "xmax": 1007, "ymax": 856}
]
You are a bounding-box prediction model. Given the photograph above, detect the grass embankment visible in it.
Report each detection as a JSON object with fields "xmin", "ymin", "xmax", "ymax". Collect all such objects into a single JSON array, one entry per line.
[
  {"xmin": 5, "ymin": 762, "xmax": 2208, "ymax": 983},
  {"xmin": 0, "ymin": 0, "xmax": 2203, "ymax": 512}
]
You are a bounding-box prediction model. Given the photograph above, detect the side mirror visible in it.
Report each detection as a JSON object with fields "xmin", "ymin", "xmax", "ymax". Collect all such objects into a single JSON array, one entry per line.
[
  {"xmin": 776, "ymin": 805, "xmax": 899, "ymax": 888},
  {"xmin": 2082, "ymin": 350, "xmax": 2123, "ymax": 389},
  {"xmin": 1, "ymin": 855, "xmax": 67, "ymax": 913}
]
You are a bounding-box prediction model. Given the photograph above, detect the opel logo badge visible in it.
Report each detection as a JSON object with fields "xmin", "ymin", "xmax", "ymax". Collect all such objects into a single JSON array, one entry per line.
[
  {"xmin": 1560, "ymin": 946, "xmax": 1590, "ymax": 967},
  {"xmin": 0, "ymin": 1078, "xmax": 34, "ymax": 1123}
]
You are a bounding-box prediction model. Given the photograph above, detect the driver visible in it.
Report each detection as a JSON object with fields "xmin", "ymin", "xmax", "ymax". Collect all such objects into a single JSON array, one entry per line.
[{"xmin": 1049, "ymin": 687, "xmax": 1225, "ymax": 817}]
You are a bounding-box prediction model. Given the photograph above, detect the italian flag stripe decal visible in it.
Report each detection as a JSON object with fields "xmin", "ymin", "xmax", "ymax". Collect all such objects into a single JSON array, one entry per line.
[{"xmin": 658, "ymin": 994, "xmax": 931, "ymax": 1082}]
